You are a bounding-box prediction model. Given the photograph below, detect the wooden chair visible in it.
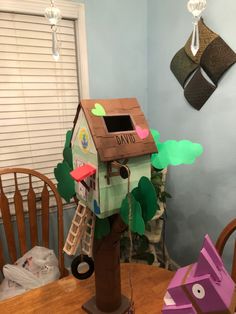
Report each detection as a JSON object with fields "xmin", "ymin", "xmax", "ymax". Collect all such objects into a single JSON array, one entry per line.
[
  {"xmin": 0, "ymin": 168, "xmax": 67, "ymax": 279},
  {"xmin": 215, "ymin": 218, "xmax": 236, "ymax": 283}
]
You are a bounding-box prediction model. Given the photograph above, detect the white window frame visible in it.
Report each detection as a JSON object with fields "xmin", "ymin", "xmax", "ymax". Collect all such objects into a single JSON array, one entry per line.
[{"xmin": 0, "ymin": 0, "xmax": 90, "ymax": 99}]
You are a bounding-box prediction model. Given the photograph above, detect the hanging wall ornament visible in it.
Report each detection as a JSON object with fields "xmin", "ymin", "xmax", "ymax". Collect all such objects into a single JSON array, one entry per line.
[
  {"xmin": 170, "ymin": 14, "xmax": 236, "ymax": 110},
  {"xmin": 187, "ymin": 0, "xmax": 207, "ymax": 56},
  {"xmin": 45, "ymin": 0, "xmax": 61, "ymax": 61}
]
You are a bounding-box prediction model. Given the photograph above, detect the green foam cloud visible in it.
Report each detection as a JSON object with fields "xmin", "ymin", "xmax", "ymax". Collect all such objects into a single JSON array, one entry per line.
[{"xmin": 151, "ymin": 129, "xmax": 203, "ymax": 169}]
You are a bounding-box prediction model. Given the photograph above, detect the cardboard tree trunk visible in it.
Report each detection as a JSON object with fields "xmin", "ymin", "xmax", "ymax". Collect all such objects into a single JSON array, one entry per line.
[
  {"xmin": 82, "ymin": 215, "xmax": 130, "ymax": 313},
  {"xmin": 94, "ymin": 238, "xmax": 122, "ymax": 311}
]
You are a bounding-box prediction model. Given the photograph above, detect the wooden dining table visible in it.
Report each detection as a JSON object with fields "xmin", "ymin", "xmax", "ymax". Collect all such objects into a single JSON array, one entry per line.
[{"xmin": 0, "ymin": 263, "xmax": 174, "ymax": 314}]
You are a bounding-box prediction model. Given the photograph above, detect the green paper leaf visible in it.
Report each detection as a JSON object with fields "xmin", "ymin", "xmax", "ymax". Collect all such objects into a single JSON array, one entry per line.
[
  {"xmin": 120, "ymin": 194, "xmax": 145, "ymax": 235},
  {"xmin": 132, "ymin": 177, "xmax": 157, "ymax": 223},
  {"xmin": 63, "ymin": 147, "xmax": 73, "ymax": 169},
  {"xmin": 151, "ymin": 129, "xmax": 161, "ymax": 144},
  {"xmin": 94, "ymin": 217, "xmax": 110, "ymax": 240},
  {"xmin": 91, "ymin": 103, "xmax": 106, "ymax": 117},
  {"xmin": 131, "ymin": 187, "xmax": 140, "ymax": 203},
  {"xmin": 64, "ymin": 130, "xmax": 72, "ymax": 148},
  {"xmin": 151, "ymin": 129, "xmax": 203, "ymax": 168},
  {"xmin": 54, "ymin": 161, "xmax": 75, "ymax": 203}
]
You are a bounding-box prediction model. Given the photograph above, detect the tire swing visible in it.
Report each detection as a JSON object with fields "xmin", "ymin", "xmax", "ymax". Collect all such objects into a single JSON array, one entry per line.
[{"xmin": 71, "ymin": 255, "xmax": 94, "ymax": 280}]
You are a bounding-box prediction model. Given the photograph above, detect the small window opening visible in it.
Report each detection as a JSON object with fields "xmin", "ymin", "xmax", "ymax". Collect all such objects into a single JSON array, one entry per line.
[
  {"xmin": 90, "ymin": 175, "xmax": 96, "ymax": 191},
  {"xmin": 103, "ymin": 115, "xmax": 134, "ymax": 133}
]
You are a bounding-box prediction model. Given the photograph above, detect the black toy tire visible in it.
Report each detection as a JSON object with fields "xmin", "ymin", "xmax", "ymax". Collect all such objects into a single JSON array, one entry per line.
[{"xmin": 71, "ymin": 255, "xmax": 94, "ymax": 280}]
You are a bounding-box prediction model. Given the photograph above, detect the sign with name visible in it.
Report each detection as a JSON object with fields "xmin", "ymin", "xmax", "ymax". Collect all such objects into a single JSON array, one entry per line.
[{"xmin": 115, "ymin": 134, "xmax": 136, "ymax": 145}]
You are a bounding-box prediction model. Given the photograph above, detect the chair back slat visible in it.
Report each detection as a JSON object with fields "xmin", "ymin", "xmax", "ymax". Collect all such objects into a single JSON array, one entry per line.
[
  {"xmin": 232, "ymin": 240, "xmax": 236, "ymax": 282},
  {"xmin": 216, "ymin": 218, "xmax": 236, "ymax": 283},
  {"xmin": 0, "ymin": 238, "xmax": 5, "ymax": 275},
  {"xmin": 0, "ymin": 176, "xmax": 17, "ymax": 263},
  {"xmin": 14, "ymin": 173, "xmax": 27, "ymax": 255},
  {"xmin": 0, "ymin": 168, "xmax": 67, "ymax": 279},
  {"xmin": 27, "ymin": 174, "xmax": 38, "ymax": 247},
  {"xmin": 41, "ymin": 183, "xmax": 49, "ymax": 247}
]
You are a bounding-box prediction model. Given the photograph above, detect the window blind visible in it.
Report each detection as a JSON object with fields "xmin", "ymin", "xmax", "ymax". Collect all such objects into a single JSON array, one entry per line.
[{"xmin": 0, "ymin": 12, "xmax": 79, "ymax": 213}]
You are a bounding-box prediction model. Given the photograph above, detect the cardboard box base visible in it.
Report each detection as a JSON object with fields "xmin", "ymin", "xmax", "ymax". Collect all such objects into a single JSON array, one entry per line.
[{"xmin": 82, "ymin": 295, "xmax": 130, "ymax": 314}]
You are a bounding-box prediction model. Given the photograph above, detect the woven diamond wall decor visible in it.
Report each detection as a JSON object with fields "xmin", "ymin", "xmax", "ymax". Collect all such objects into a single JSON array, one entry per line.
[{"xmin": 170, "ymin": 19, "xmax": 236, "ymax": 110}]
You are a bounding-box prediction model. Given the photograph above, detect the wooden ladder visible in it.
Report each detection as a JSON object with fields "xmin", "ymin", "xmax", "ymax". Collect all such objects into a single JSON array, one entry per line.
[
  {"xmin": 63, "ymin": 203, "xmax": 95, "ymax": 257},
  {"xmin": 81, "ymin": 210, "xmax": 95, "ymax": 258}
]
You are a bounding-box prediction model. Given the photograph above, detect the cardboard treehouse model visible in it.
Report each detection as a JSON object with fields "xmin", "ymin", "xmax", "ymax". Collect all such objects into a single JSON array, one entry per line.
[
  {"xmin": 62, "ymin": 98, "xmax": 157, "ymax": 312},
  {"xmin": 70, "ymin": 97, "xmax": 157, "ymax": 218},
  {"xmin": 163, "ymin": 235, "xmax": 236, "ymax": 314}
]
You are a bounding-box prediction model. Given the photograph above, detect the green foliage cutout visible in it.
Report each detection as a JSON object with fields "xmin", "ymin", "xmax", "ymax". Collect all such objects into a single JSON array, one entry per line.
[
  {"xmin": 132, "ymin": 177, "xmax": 158, "ymax": 223},
  {"xmin": 63, "ymin": 130, "xmax": 73, "ymax": 169},
  {"xmin": 54, "ymin": 161, "xmax": 75, "ymax": 203},
  {"xmin": 63, "ymin": 147, "xmax": 73, "ymax": 169},
  {"xmin": 151, "ymin": 129, "xmax": 203, "ymax": 169},
  {"xmin": 120, "ymin": 193, "xmax": 145, "ymax": 235},
  {"xmin": 54, "ymin": 130, "xmax": 75, "ymax": 203},
  {"xmin": 120, "ymin": 177, "xmax": 157, "ymax": 235}
]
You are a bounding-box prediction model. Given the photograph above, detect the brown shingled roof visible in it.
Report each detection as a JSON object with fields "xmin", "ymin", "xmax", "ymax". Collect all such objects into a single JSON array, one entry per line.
[{"xmin": 73, "ymin": 98, "xmax": 157, "ymax": 162}]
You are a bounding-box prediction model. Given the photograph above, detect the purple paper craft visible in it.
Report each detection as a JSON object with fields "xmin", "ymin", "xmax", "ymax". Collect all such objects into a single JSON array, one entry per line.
[{"xmin": 162, "ymin": 235, "xmax": 236, "ymax": 313}]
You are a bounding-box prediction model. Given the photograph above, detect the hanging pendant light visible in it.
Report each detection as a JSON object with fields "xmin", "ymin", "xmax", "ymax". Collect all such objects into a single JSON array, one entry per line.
[
  {"xmin": 45, "ymin": 0, "xmax": 61, "ymax": 61},
  {"xmin": 187, "ymin": 0, "xmax": 207, "ymax": 56}
]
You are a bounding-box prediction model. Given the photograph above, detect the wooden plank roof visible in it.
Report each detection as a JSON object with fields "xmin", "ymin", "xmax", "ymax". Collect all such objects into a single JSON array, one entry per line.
[{"xmin": 73, "ymin": 98, "xmax": 157, "ymax": 162}]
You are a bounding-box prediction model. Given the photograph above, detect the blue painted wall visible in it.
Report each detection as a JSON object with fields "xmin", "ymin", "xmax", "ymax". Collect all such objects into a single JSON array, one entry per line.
[
  {"xmin": 80, "ymin": 0, "xmax": 148, "ymax": 114},
  {"xmin": 147, "ymin": 0, "xmax": 236, "ymax": 268}
]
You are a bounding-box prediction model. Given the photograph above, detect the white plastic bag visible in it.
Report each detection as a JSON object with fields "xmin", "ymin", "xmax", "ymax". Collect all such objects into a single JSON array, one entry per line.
[
  {"xmin": 0, "ymin": 246, "xmax": 60, "ymax": 301},
  {"xmin": 0, "ymin": 278, "xmax": 25, "ymax": 300}
]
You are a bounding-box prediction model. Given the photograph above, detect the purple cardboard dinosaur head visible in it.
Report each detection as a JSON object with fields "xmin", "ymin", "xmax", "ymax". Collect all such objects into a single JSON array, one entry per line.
[{"xmin": 162, "ymin": 235, "xmax": 236, "ymax": 313}]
